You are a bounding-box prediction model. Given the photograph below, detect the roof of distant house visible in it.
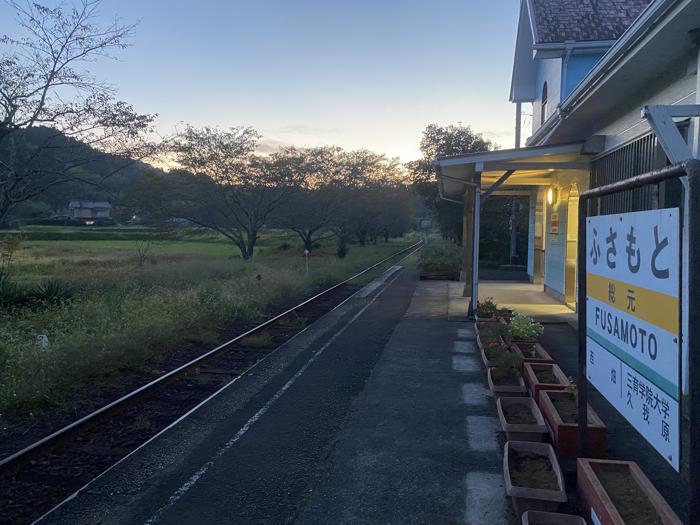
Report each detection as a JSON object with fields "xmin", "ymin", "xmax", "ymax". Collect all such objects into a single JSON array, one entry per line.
[
  {"xmin": 68, "ymin": 200, "xmax": 112, "ymax": 209},
  {"xmin": 528, "ymin": 0, "xmax": 652, "ymax": 44}
]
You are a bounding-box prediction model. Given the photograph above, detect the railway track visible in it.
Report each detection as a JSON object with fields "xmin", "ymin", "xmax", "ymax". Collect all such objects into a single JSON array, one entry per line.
[{"xmin": 0, "ymin": 241, "xmax": 423, "ymax": 524}]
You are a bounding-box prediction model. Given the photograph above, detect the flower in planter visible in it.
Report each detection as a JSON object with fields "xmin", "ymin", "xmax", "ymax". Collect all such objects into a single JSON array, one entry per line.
[
  {"xmin": 507, "ymin": 313, "xmax": 544, "ymax": 341},
  {"xmin": 476, "ymin": 297, "xmax": 499, "ymax": 318}
]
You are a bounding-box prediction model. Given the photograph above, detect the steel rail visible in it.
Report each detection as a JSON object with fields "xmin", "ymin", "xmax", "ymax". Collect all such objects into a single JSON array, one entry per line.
[{"xmin": 0, "ymin": 240, "xmax": 424, "ymax": 471}]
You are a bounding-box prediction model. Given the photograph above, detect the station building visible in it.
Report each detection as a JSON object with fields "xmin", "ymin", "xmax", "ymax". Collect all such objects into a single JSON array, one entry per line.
[{"xmin": 434, "ymin": 0, "xmax": 700, "ymax": 316}]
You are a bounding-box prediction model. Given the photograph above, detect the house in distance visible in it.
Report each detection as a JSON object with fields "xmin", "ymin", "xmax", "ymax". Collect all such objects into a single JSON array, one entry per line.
[{"xmin": 68, "ymin": 200, "xmax": 113, "ymax": 225}]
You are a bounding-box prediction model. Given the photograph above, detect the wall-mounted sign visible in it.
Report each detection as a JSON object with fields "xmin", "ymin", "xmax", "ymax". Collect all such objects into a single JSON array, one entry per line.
[
  {"xmin": 550, "ymin": 212, "xmax": 559, "ymax": 235},
  {"xmin": 586, "ymin": 209, "xmax": 681, "ymax": 471}
]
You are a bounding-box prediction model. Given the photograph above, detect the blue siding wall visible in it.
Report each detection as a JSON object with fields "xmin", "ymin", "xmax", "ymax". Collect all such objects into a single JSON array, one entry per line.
[{"xmin": 563, "ymin": 53, "xmax": 605, "ymax": 99}]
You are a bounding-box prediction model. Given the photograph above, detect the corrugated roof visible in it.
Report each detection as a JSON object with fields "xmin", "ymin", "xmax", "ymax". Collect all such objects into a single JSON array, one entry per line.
[{"xmin": 529, "ymin": 0, "xmax": 652, "ymax": 44}]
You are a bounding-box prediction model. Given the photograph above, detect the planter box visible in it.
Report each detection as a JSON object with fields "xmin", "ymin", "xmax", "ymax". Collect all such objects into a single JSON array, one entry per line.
[
  {"xmin": 523, "ymin": 363, "xmax": 570, "ymax": 404},
  {"xmin": 488, "ymin": 367, "xmax": 527, "ymax": 398},
  {"xmin": 511, "ymin": 341, "xmax": 554, "ymax": 366},
  {"xmin": 504, "ymin": 441, "xmax": 567, "ymax": 517},
  {"xmin": 539, "ymin": 390, "xmax": 607, "ymax": 459},
  {"xmin": 521, "ymin": 510, "xmax": 586, "ymax": 525},
  {"xmin": 475, "ymin": 321, "xmax": 507, "ymax": 368},
  {"xmin": 497, "ymin": 397, "xmax": 547, "ymax": 442},
  {"xmin": 577, "ymin": 458, "xmax": 682, "ymax": 525},
  {"xmin": 419, "ymin": 270, "xmax": 459, "ymax": 281}
]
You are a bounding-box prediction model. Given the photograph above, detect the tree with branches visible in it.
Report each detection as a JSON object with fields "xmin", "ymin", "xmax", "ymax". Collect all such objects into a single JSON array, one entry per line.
[
  {"xmin": 172, "ymin": 125, "xmax": 300, "ymax": 261},
  {"xmin": 0, "ymin": 0, "xmax": 160, "ymax": 221}
]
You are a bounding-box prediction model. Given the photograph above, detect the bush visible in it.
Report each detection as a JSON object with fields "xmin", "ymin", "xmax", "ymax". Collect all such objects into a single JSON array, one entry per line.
[
  {"xmin": 0, "ymin": 273, "xmax": 28, "ymax": 307},
  {"xmin": 418, "ymin": 242, "xmax": 461, "ymax": 273},
  {"xmin": 32, "ymin": 279, "xmax": 75, "ymax": 305},
  {"xmin": 507, "ymin": 312, "xmax": 544, "ymax": 341}
]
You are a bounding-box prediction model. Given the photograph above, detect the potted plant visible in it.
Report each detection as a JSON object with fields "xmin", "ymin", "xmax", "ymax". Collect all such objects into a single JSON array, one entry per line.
[
  {"xmin": 539, "ymin": 384, "xmax": 607, "ymax": 459},
  {"xmin": 577, "ymin": 458, "xmax": 682, "ymax": 525},
  {"xmin": 523, "ymin": 362, "xmax": 570, "ymax": 404},
  {"xmin": 497, "ymin": 397, "xmax": 547, "ymax": 442},
  {"xmin": 417, "ymin": 243, "xmax": 461, "ymax": 280},
  {"xmin": 504, "ymin": 440, "xmax": 567, "ymax": 516},
  {"xmin": 476, "ymin": 297, "xmax": 499, "ymax": 320},
  {"xmin": 475, "ymin": 320, "xmax": 508, "ymax": 367},
  {"xmin": 476, "ymin": 297, "xmax": 515, "ymax": 321},
  {"xmin": 507, "ymin": 313, "xmax": 550, "ymax": 362},
  {"xmin": 488, "ymin": 350, "xmax": 527, "ymax": 398},
  {"xmin": 521, "ymin": 510, "xmax": 586, "ymax": 524}
]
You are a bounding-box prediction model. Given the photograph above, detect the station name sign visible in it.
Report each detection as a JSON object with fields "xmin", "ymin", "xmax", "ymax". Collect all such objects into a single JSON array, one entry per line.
[{"xmin": 586, "ymin": 209, "xmax": 681, "ymax": 471}]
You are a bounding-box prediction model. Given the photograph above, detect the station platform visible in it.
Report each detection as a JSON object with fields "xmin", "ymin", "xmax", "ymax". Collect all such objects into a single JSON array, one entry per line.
[{"xmin": 42, "ymin": 268, "xmax": 506, "ymax": 525}]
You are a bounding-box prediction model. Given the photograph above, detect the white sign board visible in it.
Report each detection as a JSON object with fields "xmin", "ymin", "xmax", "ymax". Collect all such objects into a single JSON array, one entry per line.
[{"xmin": 586, "ymin": 209, "xmax": 681, "ymax": 471}]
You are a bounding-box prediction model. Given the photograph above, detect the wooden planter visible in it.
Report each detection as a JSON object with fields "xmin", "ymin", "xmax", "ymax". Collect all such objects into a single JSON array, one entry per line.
[
  {"xmin": 521, "ymin": 510, "xmax": 586, "ymax": 525},
  {"xmin": 497, "ymin": 397, "xmax": 547, "ymax": 442},
  {"xmin": 539, "ymin": 390, "xmax": 607, "ymax": 459},
  {"xmin": 504, "ymin": 441, "xmax": 567, "ymax": 516},
  {"xmin": 577, "ymin": 458, "xmax": 682, "ymax": 525},
  {"xmin": 419, "ymin": 270, "xmax": 459, "ymax": 281},
  {"xmin": 511, "ymin": 341, "xmax": 554, "ymax": 366},
  {"xmin": 488, "ymin": 367, "xmax": 527, "ymax": 398},
  {"xmin": 523, "ymin": 363, "xmax": 570, "ymax": 404}
]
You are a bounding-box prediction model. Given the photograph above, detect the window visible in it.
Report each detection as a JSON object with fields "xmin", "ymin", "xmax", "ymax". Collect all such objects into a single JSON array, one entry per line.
[{"xmin": 540, "ymin": 82, "xmax": 548, "ymax": 124}]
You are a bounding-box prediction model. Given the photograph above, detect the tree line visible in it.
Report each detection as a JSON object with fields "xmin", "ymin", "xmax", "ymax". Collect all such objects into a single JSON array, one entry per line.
[{"xmin": 126, "ymin": 126, "xmax": 415, "ymax": 260}]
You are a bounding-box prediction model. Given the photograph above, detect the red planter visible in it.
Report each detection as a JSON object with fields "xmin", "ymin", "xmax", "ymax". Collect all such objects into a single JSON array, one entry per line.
[
  {"xmin": 577, "ymin": 458, "xmax": 682, "ymax": 525},
  {"xmin": 539, "ymin": 390, "xmax": 607, "ymax": 459},
  {"xmin": 523, "ymin": 363, "xmax": 570, "ymax": 404}
]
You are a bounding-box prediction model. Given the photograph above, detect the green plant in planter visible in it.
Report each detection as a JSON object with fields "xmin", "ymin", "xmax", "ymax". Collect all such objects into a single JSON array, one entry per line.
[
  {"xmin": 479, "ymin": 320, "xmax": 507, "ymax": 344},
  {"xmin": 476, "ymin": 297, "xmax": 498, "ymax": 318},
  {"xmin": 507, "ymin": 312, "xmax": 544, "ymax": 341},
  {"xmin": 418, "ymin": 243, "xmax": 461, "ymax": 273},
  {"xmin": 491, "ymin": 350, "xmax": 523, "ymax": 381}
]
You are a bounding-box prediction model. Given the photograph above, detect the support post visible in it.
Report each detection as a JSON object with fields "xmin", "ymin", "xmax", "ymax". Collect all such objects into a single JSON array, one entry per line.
[
  {"xmin": 463, "ymin": 186, "xmax": 475, "ymax": 296},
  {"xmin": 577, "ymin": 194, "xmax": 589, "ymax": 458},
  {"xmin": 515, "ymin": 102, "xmax": 522, "ymax": 149},
  {"xmin": 687, "ymin": 164, "xmax": 700, "ymax": 525},
  {"xmin": 468, "ymin": 174, "xmax": 482, "ymax": 318}
]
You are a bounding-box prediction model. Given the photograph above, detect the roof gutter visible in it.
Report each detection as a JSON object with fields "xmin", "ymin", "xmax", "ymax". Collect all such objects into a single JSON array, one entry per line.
[{"xmin": 527, "ymin": 0, "xmax": 682, "ymax": 147}]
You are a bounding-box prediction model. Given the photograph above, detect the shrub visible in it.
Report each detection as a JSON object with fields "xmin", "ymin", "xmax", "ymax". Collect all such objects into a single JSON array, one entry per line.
[
  {"xmin": 418, "ymin": 243, "xmax": 461, "ymax": 273},
  {"xmin": 32, "ymin": 279, "xmax": 75, "ymax": 305},
  {"xmin": 507, "ymin": 312, "xmax": 544, "ymax": 341},
  {"xmin": 0, "ymin": 272, "xmax": 28, "ymax": 307}
]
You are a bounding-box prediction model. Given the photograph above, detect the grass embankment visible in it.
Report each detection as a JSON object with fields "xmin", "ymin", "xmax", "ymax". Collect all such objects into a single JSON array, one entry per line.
[{"xmin": 0, "ymin": 226, "xmax": 418, "ymax": 426}]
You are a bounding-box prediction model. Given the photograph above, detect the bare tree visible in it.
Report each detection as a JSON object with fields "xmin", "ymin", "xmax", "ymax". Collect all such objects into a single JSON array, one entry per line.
[
  {"xmin": 173, "ymin": 126, "xmax": 299, "ymax": 261},
  {"xmin": 0, "ymin": 0, "xmax": 160, "ymax": 220}
]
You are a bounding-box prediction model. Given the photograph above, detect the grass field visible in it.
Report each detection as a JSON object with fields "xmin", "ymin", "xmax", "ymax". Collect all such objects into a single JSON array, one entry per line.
[{"xmin": 0, "ymin": 226, "xmax": 418, "ymax": 426}]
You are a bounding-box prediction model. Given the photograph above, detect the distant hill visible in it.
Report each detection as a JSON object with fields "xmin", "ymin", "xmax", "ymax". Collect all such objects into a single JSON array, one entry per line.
[{"xmin": 2, "ymin": 126, "xmax": 162, "ymax": 224}]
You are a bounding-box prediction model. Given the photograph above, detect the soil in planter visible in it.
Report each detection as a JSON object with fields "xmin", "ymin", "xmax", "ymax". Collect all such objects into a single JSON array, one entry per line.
[
  {"xmin": 491, "ymin": 368, "xmax": 521, "ymax": 386},
  {"xmin": 533, "ymin": 365, "xmax": 560, "ymax": 384},
  {"xmin": 550, "ymin": 392, "xmax": 579, "ymax": 424},
  {"xmin": 529, "ymin": 519, "xmax": 568, "ymax": 525},
  {"xmin": 508, "ymin": 449, "xmax": 559, "ymax": 490},
  {"xmin": 592, "ymin": 463, "xmax": 663, "ymax": 525},
  {"xmin": 503, "ymin": 403, "xmax": 536, "ymax": 424}
]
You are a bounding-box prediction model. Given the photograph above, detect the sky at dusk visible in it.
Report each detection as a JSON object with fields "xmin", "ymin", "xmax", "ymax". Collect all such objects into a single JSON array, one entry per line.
[{"xmin": 0, "ymin": 0, "xmax": 521, "ymax": 162}]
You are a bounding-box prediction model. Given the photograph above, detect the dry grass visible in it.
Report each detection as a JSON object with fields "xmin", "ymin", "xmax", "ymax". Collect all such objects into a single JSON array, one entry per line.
[{"xmin": 0, "ymin": 227, "xmax": 417, "ymax": 425}]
